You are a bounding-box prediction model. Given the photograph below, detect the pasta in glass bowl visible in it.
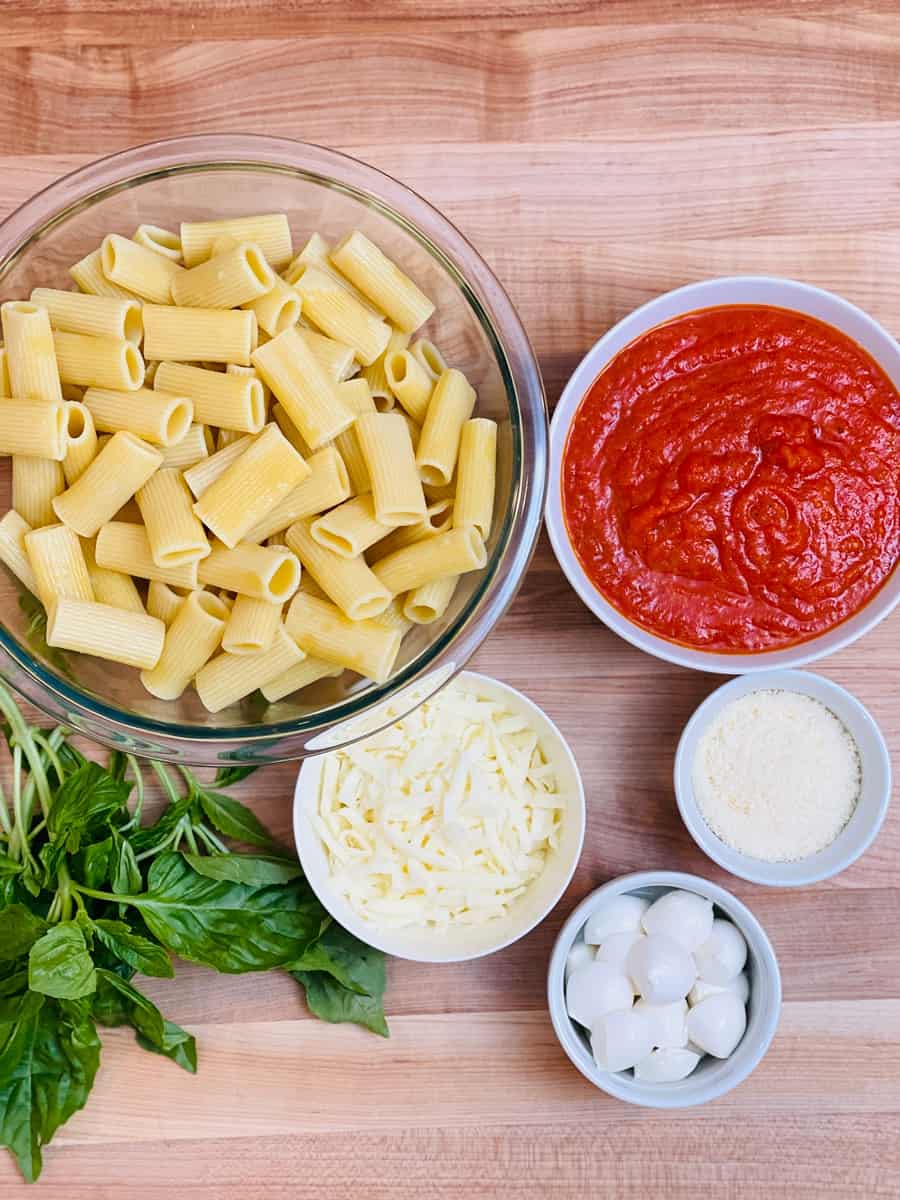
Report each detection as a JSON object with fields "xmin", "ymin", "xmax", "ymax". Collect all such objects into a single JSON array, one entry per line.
[{"xmin": 0, "ymin": 135, "xmax": 546, "ymax": 764}]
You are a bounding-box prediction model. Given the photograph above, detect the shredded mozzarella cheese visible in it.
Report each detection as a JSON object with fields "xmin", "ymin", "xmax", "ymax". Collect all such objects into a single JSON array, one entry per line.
[{"xmin": 315, "ymin": 679, "xmax": 565, "ymax": 928}]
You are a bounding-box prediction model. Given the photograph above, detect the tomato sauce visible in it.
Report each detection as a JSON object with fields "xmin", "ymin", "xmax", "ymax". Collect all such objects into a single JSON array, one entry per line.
[{"xmin": 562, "ymin": 305, "xmax": 900, "ymax": 651}]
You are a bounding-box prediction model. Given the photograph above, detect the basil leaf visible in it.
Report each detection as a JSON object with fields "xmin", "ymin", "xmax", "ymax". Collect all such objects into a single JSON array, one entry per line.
[
  {"xmin": 0, "ymin": 991, "xmax": 100, "ymax": 1182},
  {"xmin": 48, "ymin": 762, "xmax": 131, "ymax": 854},
  {"xmin": 94, "ymin": 970, "xmax": 196, "ymax": 1073},
  {"xmin": 126, "ymin": 852, "xmax": 324, "ymax": 973},
  {"xmin": 28, "ymin": 924, "xmax": 96, "ymax": 1000},
  {"xmin": 213, "ymin": 765, "xmax": 259, "ymax": 788},
  {"xmin": 286, "ymin": 922, "xmax": 385, "ymax": 998},
  {"xmin": 0, "ymin": 968, "xmax": 27, "ymax": 998},
  {"xmin": 110, "ymin": 830, "xmax": 142, "ymax": 895},
  {"xmin": 197, "ymin": 790, "xmax": 278, "ymax": 850},
  {"xmin": 92, "ymin": 920, "xmax": 173, "ymax": 979},
  {"xmin": 182, "ymin": 851, "xmax": 303, "ymax": 886},
  {"xmin": 79, "ymin": 838, "xmax": 113, "ymax": 889},
  {"xmin": 292, "ymin": 971, "xmax": 389, "ymax": 1038},
  {"xmin": 0, "ymin": 906, "xmax": 47, "ymax": 961}
]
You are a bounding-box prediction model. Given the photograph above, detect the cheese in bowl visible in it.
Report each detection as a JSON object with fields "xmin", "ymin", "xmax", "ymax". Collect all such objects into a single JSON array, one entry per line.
[{"xmin": 293, "ymin": 671, "xmax": 585, "ymax": 961}]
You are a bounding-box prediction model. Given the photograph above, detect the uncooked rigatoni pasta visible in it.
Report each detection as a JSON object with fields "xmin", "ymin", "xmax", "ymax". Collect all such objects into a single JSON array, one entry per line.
[{"xmin": 0, "ymin": 213, "xmax": 496, "ymax": 711}]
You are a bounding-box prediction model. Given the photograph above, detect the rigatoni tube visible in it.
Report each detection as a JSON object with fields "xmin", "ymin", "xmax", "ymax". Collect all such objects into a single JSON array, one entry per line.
[
  {"xmin": 52, "ymin": 432, "xmax": 163, "ymax": 538},
  {"xmin": 136, "ymin": 468, "xmax": 210, "ymax": 567},
  {"xmin": 13, "ymin": 459, "xmax": 65, "ymax": 528},
  {"xmin": 100, "ymin": 234, "xmax": 183, "ymax": 305},
  {"xmin": 197, "ymin": 542, "xmax": 301, "ymax": 604},
  {"xmin": 385, "ymin": 349, "xmax": 434, "ymax": 424},
  {"xmin": 1, "ymin": 301, "xmax": 62, "ymax": 403},
  {"xmin": 222, "ymin": 595, "xmax": 283, "ymax": 656},
  {"xmin": 24, "ymin": 525, "xmax": 93, "ymax": 607},
  {"xmin": 62, "ymin": 402, "xmax": 99, "ymax": 484},
  {"xmin": 193, "ymin": 423, "xmax": 310, "ymax": 549},
  {"xmin": 242, "ymin": 276, "xmax": 302, "ymax": 336},
  {"xmin": 83, "ymin": 387, "xmax": 193, "ymax": 447},
  {"xmin": 331, "ymin": 378, "xmax": 376, "ymax": 496},
  {"xmin": 355, "ymin": 412, "xmax": 426, "ymax": 526},
  {"xmin": 195, "ymin": 625, "xmax": 304, "ymax": 713},
  {"xmin": 184, "ymin": 435, "xmax": 254, "ymax": 499},
  {"xmin": 95, "ymin": 522, "xmax": 199, "ymax": 589},
  {"xmin": 311, "ymin": 493, "xmax": 393, "ymax": 559},
  {"xmin": 142, "ymin": 305, "xmax": 256, "ymax": 366},
  {"xmin": 330, "ymin": 231, "xmax": 436, "ymax": 333},
  {"xmin": 146, "ymin": 580, "xmax": 190, "ymax": 625},
  {"xmin": 416, "ymin": 368, "xmax": 476, "ymax": 487},
  {"xmin": 453, "ymin": 418, "xmax": 497, "ymax": 541},
  {"xmin": 171, "ymin": 242, "xmax": 275, "ymax": 309},
  {"xmin": 31, "ymin": 289, "xmax": 142, "ymax": 344},
  {"xmin": 52, "ymin": 332, "xmax": 144, "ymax": 392},
  {"xmin": 371, "ymin": 526, "xmax": 486, "ymax": 595},
  {"xmin": 295, "ymin": 264, "xmax": 390, "ymax": 366},
  {"xmin": 141, "ymin": 590, "xmax": 230, "ymax": 700},
  {"xmin": 154, "ymin": 362, "xmax": 265, "ymax": 433},
  {"xmin": 285, "ymin": 592, "xmax": 401, "ymax": 684},
  {"xmin": 252, "ymin": 325, "xmax": 353, "ymax": 450},
  {"xmin": 159, "ymin": 424, "xmax": 213, "ymax": 470},
  {"xmin": 260, "ymin": 655, "xmax": 343, "ymax": 702},
  {"xmin": 70, "ymin": 247, "xmax": 139, "ymax": 301},
  {"xmin": 0, "ymin": 399, "xmax": 67, "ymax": 460},
  {"xmin": 0, "ymin": 511, "xmax": 38, "ymax": 595},
  {"xmin": 47, "ymin": 597, "xmax": 165, "ymax": 669},
  {"xmin": 244, "ymin": 446, "xmax": 350, "ymax": 543},
  {"xmin": 180, "ymin": 214, "xmax": 292, "ymax": 271},
  {"xmin": 285, "ymin": 517, "xmax": 390, "ymax": 621}
]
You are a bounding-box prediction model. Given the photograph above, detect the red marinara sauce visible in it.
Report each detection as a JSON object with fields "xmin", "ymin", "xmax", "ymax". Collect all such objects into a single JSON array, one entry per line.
[{"xmin": 562, "ymin": 305, "xmax": 900, "ymax": 652}]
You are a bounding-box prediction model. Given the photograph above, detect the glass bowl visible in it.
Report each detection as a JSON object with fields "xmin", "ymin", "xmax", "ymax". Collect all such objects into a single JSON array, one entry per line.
[{"xmin": 0, "ymin": 135, "xmax": 547, "ymax": 764}]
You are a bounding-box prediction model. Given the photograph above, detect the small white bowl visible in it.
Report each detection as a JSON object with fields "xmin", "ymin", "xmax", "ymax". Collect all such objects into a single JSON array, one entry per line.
[
  {"xmin": 548, "ymin": 871, "xmax": 781, "ymax": 1108},
  {"xmin": 674, "ymin": 670, "xmax": 892, "ymax": 886},
  {"xmin": 545, "ymin": 275, "xmax": 900, "ymax": 674},
  {"xmin": 292, "ymin": 670, "xmax": 585, "ymax": 962}
]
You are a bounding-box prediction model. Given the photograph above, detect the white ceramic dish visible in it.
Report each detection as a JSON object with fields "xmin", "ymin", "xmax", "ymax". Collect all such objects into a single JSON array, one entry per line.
[
  {"xmin": 292, "ymin": 670, "xmax": 585, "ymax": 962},
  {"xmin": 548, "ymin": 871, "xmax": 781, "ymax": 1108},
  {"xmin": 545, "ymin": 275, "xmax": 900, "ymax": 674},
  {"xmin": 674, "ymin": 670, "xmax": 892, "ymax": 886}
]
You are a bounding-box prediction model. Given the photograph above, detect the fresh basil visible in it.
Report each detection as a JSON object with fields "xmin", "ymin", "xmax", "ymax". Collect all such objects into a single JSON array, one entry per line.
[
  {"xmin": 292, "ymin": 971, "xmax": 389, "ymax": 1038},
  {"xmin": 93, "ymin": 971, "xmax": 195, "ymax": 1073},
  {"xmin": 287, "ymin": 922, "xmax": 385, "ymax": 999},
  {"xmin": 196, "ymin": 790, "xmax": 278, "ymax": 850},
  {"xmin": 0, "ymin": 906, "xmax": 47, "ymax": 962},
  {"xmin": 28, "ymin": 924, "xmax": 97, "ymax": 1000},
  {"xmin": 212, "ymin": 765, "xmax": 259, "ymax": 788},
  {"xmin": 109, "ymin": 830, "xmax": 142, "ymax": 895},
  {"xmin": 182, "ymin": 851, "xmax": 303, "ymax": 886},
  {"xmin": 125, "ymin": 853, "xmax": 324, "ymax": 974},
  {"xmin": 92, "ymin": 920, "xmax": 173, "ymax": 979},
  {"xmin": 48, "ymin": 763, "xmax": 131, "ymax": 853}
]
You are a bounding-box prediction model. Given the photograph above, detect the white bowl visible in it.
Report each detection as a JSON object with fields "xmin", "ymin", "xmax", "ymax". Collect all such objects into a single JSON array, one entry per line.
[
  {"xmin": 674, "ymin": 670, "xmax": 891, "ymax": 886},
  {"xmin": 548, "ymin": 871, "xmax": 781, "ymax": 1108},
  {"xmin": 292, "ymin": 670, "xmax": 585, "ymax": 962},
  {"xmin": 545, "ymin": 275, "xmax": 900, "ymax": 673}
]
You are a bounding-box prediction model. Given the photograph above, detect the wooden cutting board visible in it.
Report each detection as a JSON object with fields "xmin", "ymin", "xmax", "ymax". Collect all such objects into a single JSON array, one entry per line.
[{"xmin": 0, "ymin": 2, "xmax": 897, "ymax": 1195}]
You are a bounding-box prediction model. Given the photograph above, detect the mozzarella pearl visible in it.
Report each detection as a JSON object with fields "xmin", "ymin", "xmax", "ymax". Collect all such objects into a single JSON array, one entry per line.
[
  {"xmin": 565, "ymin": 939, "xmax": 595, "ymax": 980},
  {"xmin": 689, "ymin": 971, "xmax": 750, "ymax": 1007},
  {"xmin": 686, "ymin": 991, "xmax": 747, "ymax": 1058},
  {"xmin": 634, "ymin": 1047, "xmax": 702, "ymax": 1083},
  {"xmin": 583, "ymin": 895, "xmax": 649, "ymax": 946},
  {"xmin": 627, "ymin": 934, "xmax": 696, "ymax": 1005},
  {"xmin": 595, "ymin": 930, "xmax": 644, "ymax": 973},
  {"xmin": 695, "ymin": 919, "xmax": 748, "ymax": 984},
  {"xmin": 641, "ymin": 889, "xmax": 714, "ymax": 952},
  {"xmin": 591, "ymin": 1009, "xmax": 655, "ymax": 1072},
  {"xmin": 634, "ymin": 997, "xmax": 688, "ymax": 1049},
  {"xmin": 565, "ymin": 961, "xmax": 633, "ymax": 1029}
]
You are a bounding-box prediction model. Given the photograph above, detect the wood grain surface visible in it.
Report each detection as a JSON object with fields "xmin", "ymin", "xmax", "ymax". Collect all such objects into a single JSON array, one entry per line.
[{"xmin": 0, "ymin": 1, "xmax": 898, "ymax": 1195}]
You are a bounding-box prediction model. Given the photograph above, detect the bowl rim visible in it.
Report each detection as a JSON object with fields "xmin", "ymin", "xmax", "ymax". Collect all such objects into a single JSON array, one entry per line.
[
  {"xmin": 673, "ymin": 668, "xmax": 892, "ymax": 886},
  {"xmin": 291, "ymin": 668, "xmax": 586, "ymax": 963},
  {"xmin": 0, "ymin": 134, "xmax": 548, "ymax": 762},
  {"xmin": 547, "ymin": 870, "xmax": 782, "ymax": 1108},
  {"xmin": 544, "ymin": 274, "xmax": 900, "ymax": 674}
]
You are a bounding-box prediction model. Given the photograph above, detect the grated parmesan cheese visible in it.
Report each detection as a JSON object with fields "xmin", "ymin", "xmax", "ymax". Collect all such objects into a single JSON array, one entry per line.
[
  {"xmin": 692, "ymin": 689, "xmax": 861, "ymax": 862},
  {"xmin": 314, "ymin": 678, "xmax": 565, "ymax": 929}
]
